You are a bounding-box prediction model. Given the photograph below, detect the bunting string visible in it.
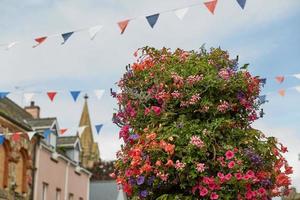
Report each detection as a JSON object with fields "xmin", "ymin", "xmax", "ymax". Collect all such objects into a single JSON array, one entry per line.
[{"xmin": 0, "ymin": 0, "xmax": 247, "ymax": 50}]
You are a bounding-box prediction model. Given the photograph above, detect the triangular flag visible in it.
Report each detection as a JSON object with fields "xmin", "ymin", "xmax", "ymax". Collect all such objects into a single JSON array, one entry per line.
[
  {"xmin": 89, "ymin": 25, "xmax": 103, "ymax": 40},
  {"xmin": 24, "ymin": 92, "xmax": 35, "ymax": 103},
  {"xmin": 94, "ymin": 89, "xmax": 105, "ymax": 100},
  {"xmin": 293, "ymin": 74, "xmax": 300, "ymax": 79},
  {"xmin": 0, "ymin": 92, "xmax": 9, "ymax": 99},
  {"xmin": 47, "ymin": 92, "xmax": 57, "ymax": 102},
  {"xmin": 6, "ymin": 41, "xmax": 18, "ymax": 50},
  {"xmin": 146, "ymin": 14, "xmax": 160, "ymax": 28},
  {"xmin": 95, "ymin": 124, "xmax": 103, "ymax": 134},
  {"xmin": 77, "ymin": 126, "xmax": 87, "ymax": 137},
  {"xmin": 174, "ymin": 8, "xmax": 189, "ymax": 20},
  {"xmin": 27, "ymin": 131, "xmax": 36, "ymax": 140},
  {"xmin": 12, "ymin": 132, "xmax": 21, "ymax": 142},
  {"xmin": 59, "ymin": 129, "xmax": 68, "ymax": 135},
  {"xmin": 204, "ymin": 0, "xmax": 218, "ymax": 14},
  {"xmin": 43, "ymin": 129, "xmax": 52, "ymax": 138},
  {"xmin": 295, "ymin": 86, "xmax": 300, "ymax": 93},
  {"xmin": 0, "ymin": 134, "xmax": 5, "ymax": 145},
  {"xmin": 70, "ymin": 91, "xmax": 81, "ymax": 102},
  {"xmin": 118, "ymin": 20, "xmax": 130, "ymax": 34},
  {"xmin": 278, "ymin": 89, "xmax": 285, "ymax": 97},
  {"xmin": 61, "ymin": 32, "xmax": 74, "ymax": 45},
  {"xmin": 33, "ymin": 36, "xmax": 47, "ymax": 48},
  {"xmin": 275, "ymin": 76, "xmax": 284, "ymax": 83},
  {"xmin": 236, "ymin": 0, "xmax": 247, "ymax": 9}
]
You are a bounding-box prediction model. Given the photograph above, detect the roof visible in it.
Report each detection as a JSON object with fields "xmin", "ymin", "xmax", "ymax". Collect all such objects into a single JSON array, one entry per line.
[
  {"xmin": 0, "ymin": 97, "xmax": 33, "ymax": 130},
  {"xmin": 90, "ymin": 180, "xmax": 127, "ymax": 200},
  {"xmin": 27, "ymin": 117, "xmax": 56, "ymax": 128},
  {"xmin": 57, "ymin": 136, "xmax": 78, "ymax": 147}
]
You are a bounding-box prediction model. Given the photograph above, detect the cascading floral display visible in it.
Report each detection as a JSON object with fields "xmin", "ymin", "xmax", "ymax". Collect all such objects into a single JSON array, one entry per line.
[{"xmin": 112, "ymin": 47, "xmax": 292, "ymax": 200}]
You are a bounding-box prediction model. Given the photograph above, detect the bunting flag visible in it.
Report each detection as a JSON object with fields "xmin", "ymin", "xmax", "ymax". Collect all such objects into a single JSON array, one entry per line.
[
  {"xmin": 236, "ymin": 0, "xmax": 247, "ymax": 9},
  {"xmin": 278, "ymin": 89, "xmax": 285, "ymax": 97},
  {"xmin": 12, "ymin": 132, "xmax": 21, "ymax": 142},
  {"xmin": 293, "ymin": 74, "xmax": 300, "ymax": 79},
  {"xmin": 275, "ymin": 76, "xmax": 284, "ymax": 83},
  {"xmin": 33, "ymin": 36, "xmax": 47, "ymax": 48},
  {"xmin": 6, "ymin": 41, "xmax": 18, "ymax": 50},
  {"xmin": 95, "ymin": 124, "xmax": 103, "ymax": 134},
  {"xmin": 94, "ymin": 89, "xmax": 105, "ymax": 100},
  {"xmin": 89, "ymin": 25, "xmax": 103, "ymax": 40},
  {"xmin": 118, "ymin": 20, "xmax": 130, "ymax": 34},
  {"xmin": 43, "ymin": 129, "xmax": 52, "ymax": 138},
  {"xmin": 47, "ymin": 92, "xmax": 57, "ymax": 102},
  {"xmin": 70, "ymin": 91, "xmax": 81, "ymax": 102},
  {"xmin": 27, "ymin": 131, "xmax": 36, "ymax": 140},
  {"xmin": 174, "ymin": 8, "xmax": 189, "ymax": 20},
  {"xmin": 146, "ymin": 14, "xmax": 160, "ymax": 28},
  {"xmin": 295, "ymin": 86, "xmax": 300, "ymax": 93},
  {"xmin": 59, "ymin": 128, "xmax": 68, "ymax": 135},
  {"xmin": 77, "ymin": 126, "xmax": 87, "ymax": 137},
  {"xmin": 0, "ymin": 92, "xmax": 9, "ymax": 99},
  {"xmin": 204, "ymin": 0, "xmax": 218, "ymax": 15},
  {"xmin": 61, "ymin": 32, "xmax": 74, "ymax": 45},
  {"xmin": 258, "ymin": 95, "xmax": 267, "ymax": 104},
  {"xmin": 0, "ymin": 134, "xmax": 4, "ymax": 145},
  {"xmin": 24, "ymin": 92, "xmax": 35, "ymax": 103}
]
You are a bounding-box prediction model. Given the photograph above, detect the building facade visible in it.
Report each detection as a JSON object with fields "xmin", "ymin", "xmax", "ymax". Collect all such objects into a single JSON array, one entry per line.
[{"xmin": 0, "ymin": 98, "xmax": 34, "ymax": 200}]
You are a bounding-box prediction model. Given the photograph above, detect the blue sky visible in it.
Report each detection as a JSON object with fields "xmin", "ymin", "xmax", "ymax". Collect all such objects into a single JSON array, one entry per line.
[{"xmin": 0, "ymin": 0, "xmax": 300, "ymax": 190}]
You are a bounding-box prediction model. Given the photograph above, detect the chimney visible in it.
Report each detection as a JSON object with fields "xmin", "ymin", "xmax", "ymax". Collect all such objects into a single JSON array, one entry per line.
[{"xmin": 24, "ymin": 101, "xmax": 40, "ymax": 119}]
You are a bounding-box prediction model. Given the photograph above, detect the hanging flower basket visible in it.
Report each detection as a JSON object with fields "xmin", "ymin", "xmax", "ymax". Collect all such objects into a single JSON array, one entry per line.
[{"xmin": 112, "ymin": 46, "xmax": 292, "ymax": 200}]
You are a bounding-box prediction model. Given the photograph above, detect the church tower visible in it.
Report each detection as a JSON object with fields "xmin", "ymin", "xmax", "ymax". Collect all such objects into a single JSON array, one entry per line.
[{"xmin": 79, "ymin": 95, "xmax": 100, "ymax": 169}]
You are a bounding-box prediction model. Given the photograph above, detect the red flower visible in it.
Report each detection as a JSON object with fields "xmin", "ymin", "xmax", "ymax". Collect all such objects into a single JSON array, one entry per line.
[
  {"xmin": 151, "ymin": 106, "xmax": 161, "ymax": 115},
  {"xmin": 225, "ymin": 150, "xmax": 234, "ymax": 160}
]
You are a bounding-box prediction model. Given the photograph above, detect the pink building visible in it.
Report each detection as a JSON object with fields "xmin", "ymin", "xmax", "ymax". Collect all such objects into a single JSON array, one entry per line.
[{"xmin": 24, "ymin": 103, "xmax": 91, "ymax": 200}]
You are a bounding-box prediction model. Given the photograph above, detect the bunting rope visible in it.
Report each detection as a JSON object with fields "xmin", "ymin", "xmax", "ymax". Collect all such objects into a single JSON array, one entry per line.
[{"xmin": 0, "ymin": 0, "xmax": 247, "ymax": 50}]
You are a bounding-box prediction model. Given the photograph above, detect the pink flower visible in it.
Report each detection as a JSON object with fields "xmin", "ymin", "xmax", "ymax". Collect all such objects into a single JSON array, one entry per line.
[
  {"xmin": 218, "ymin": 68, "xmax": 232, "ymax": 80},
  {"xmin": 217, "ymin": 100, "xmax": 230, "ymax": 113},
  {"xmin": 175, "ymin": 160, "xmax": 186, "ymax": 170},
  {"xmin": 257, "ymin": 187, "xmax": 266, "ymax": 196},
  {"xmin": 144, "ymin": 107, "xmax": 151, "ymax": 115},
  {"xmin": 225, "ymin": 173, "xmax": 232, "ymax": 181},
  {"xmin": 210, "ymin": 192, "xmax": 219, "ymax": 200},
  {"xmin": 228, "ymin": 161, "xmax": 235, "ymax": 169},
  {"xmin": 189, "ymin": 94, "xmax": 201, "ymax": 105},
  {"xmin": 199, "ymin": 187, "xmax": 208, "ymax": 197},
  {"xmin": 245, "ymin": 191, "xmax": 253, "ymax": 199},
  {"xmin": 217, "ymin": 172, "xmax": 224, "ymax": 179},
  {"xmin": 151, "ymin": 106, "xmax": 161, "ymax": 115},
  {"xmin": 171, "ymin": 90, "xmax": 181, "ymax": 98},
  {"xmin": 186, "ymin": 75, "xmax": 203, "ymax": 85},
  {"xmin": 190, "ymin": 135, "xmax": 204, "ymax": 148},
  {"xmin": 235, "ymin": 173, "xmax": 243, "ymax": 180},
  {"xmin": 225, "ymin": 150, "xmax": 235, "ymax": 160},
  {"xmin": 165, "ymin": 159, "xmax": 174, "ymax": 167},
  {"xmin": 196, "ymin": 163, "xmax": 206, "ymax": 172}
]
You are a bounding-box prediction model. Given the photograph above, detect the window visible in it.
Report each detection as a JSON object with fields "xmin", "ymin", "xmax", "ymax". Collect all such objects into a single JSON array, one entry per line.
[
  {"xmin": 56, "ymin": 188, "xmax": 61, "ymax": 200},
  {"xmin": 16, "ymin": 149, "xmax": 28, "ymax": 193},
  {"xmin": 42, "ymin": 183, "xmax": 48, "ymax": 200},
  {"xmin": 0, "ymin": 141, "xmax": 9, "ymax": 189},
  {"xmin": 49, "ymin": 133, "xmax": 57, "ymax": 148},
  {"xmin": 68, "ymin": 193, "xmax": 74, "ymax": 200}
]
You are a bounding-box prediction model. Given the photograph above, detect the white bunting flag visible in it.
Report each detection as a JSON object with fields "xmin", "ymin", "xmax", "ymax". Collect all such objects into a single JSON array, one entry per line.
[
  {"xmin": 6, "ymin": 41, "xmax": 18, "ymax": 50},
  {"xmin": 94, "ymin": 89, "xmax": 105, "ymax": 100},
  {"xmin": 295, "ymin": 86, "xmax": 300, "ymax": 93},
  {"xmin": 89, "ymin": 25, "xmax": 103, "ymax": 40},
  {"xmin": 24, "ymin": 93, "xmax": 36, "ymax": 103},
  {"xmin": 293, "ymin": 74, "xmax": 300, "ymax": 79},
  {"xmin": 77, "ymin": 126, "xmax": 87, "ymax": 137},
  {"xmin": 27, "ymin": 131, "xmax": 36, "ymax": 140},
  {"xmin": 174, "ymin": 8, "xmax": 189, "ymax": 20}
]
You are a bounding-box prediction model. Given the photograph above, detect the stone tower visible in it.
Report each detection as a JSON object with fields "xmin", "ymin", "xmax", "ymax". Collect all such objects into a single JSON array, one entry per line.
[{"xmin": 79, "ymin": 95, "xmax": 100, "ymax": 169}]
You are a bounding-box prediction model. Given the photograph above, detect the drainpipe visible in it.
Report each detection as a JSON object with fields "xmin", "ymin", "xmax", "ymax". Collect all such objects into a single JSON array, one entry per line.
[{"xmin": 30, "ymin": 135, "xmax": 41, "ymax": 200}]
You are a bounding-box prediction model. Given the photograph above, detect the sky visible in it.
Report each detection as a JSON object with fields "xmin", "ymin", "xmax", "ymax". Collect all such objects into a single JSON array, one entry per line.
[{"xmin": 0, "ymin": 0, "xmax": 300, "ymax": 191}]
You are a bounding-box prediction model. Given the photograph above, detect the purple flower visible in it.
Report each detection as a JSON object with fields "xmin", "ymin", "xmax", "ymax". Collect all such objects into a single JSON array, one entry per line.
[
  {"xmin": 147, "ymin": 176, "xmax": 155, "ymax": 185},
  {"xmin": 137, "ymin": 176, "xmax": 145, "ymax": 185},
  {"xmin": 140, "ymin": 190, "xmax": 148, "ymax": 198},
  {"xmin": 128, "ymin": 178, "xmax": 136, "ymax": 186},
  {"xmin": 129, "ymin": 134, "xmax": 139, "ymax": 140}
]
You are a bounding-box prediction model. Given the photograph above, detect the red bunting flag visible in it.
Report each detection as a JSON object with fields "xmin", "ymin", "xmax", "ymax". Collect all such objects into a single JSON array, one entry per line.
[
  {"xmin": 33, "ymin": 36, "xmax": 47, "ymax": 48},
  {"xmin": 278, "ymin": 89, "xmax": 285, "ymax": 97},
  {"xmin": 59, "ymin": 129, "xmax": 68, "ymax": 135},
  {"xmin": 118, "ymin": 20, "xmax": 130, "ymax": 34},
  {"xmin": 204, "ymin": 0, "xmax": 218, "ymax": 15},
  {"xmin": 47, "ymin": 92, "xmax": 57, "ymax": 102},
  {"xmin": 275, "ymin": 76, "xmax": 284, "ymax": 83},
  {"xmin": 12, "ymin": 132, "xmax": 21, "ymax": 142}
]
